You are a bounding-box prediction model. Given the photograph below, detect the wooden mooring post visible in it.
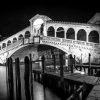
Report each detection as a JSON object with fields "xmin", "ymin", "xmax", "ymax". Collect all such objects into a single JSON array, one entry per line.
[
  {"xmin": 59, "ymin": 53, "xmax": 64, "ymax": 82},
  {"xmin": 7, "ymin": 58, "xmax": 14, "ymax": 100},
  {"xmin": 24, "ymin": 56, "xmax": 31, "ymax": 100},
  {"xmin": 41, "ymin": 55, "xmax": 45, "ymax": 84},
  {"xmin": 53, "ymin": 54, "xmax": 56, "ymax": 71},
  {"xmin": 70, "ymin": 54, "xmax": 74, "ymax": 73},
  {"xmin": 15, "ymin": 58, "xmax": 22, "ymax": 100},
  {"xmin": 88, "ymin": 53, "xmax": 91, "ymax": 76},
  {"xmin": 59, "ymin": 52, "xmax": 65, "ymax": 96},
  {"xmin": 29, "ymin": 54, "xmax": 34, "ymax": 100},
  {"xmin": 74, "ymin": 55, "xmax": 76, "ymax": 69}
]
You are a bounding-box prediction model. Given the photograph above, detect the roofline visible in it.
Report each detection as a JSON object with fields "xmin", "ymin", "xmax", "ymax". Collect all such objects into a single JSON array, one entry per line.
[{"xmin": 46, "ymin": 20, "xmax": 100, "ymax": 28}]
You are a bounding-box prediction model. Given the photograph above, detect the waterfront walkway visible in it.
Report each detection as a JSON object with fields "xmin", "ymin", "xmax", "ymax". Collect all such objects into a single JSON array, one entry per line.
[{"xmin": 33, "ymin": 68, "xmax": 100, "ymax": 100}]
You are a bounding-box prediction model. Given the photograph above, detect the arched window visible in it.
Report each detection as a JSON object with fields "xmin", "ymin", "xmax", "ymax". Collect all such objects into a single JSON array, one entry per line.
[
  {"xmin": 77, "ymin": 29, "xmax": 86, "ymax": 41},
  {"xmin": 89, "ymin": 30, "xmax": 99, "ymax": 43},
  {"xmin": 47, "ymin": 26, "xmax": 55, "ymax": 37},
  {"xmin": 2, "ymin": 43, "xmax": 6, "ymax": 49},
  {"xmin": 56, "ymin": 27, "xmax": 64, "ymax": 38},
  {"xmin": 7, "ymin": 40, "xmax": 11, "ymax": 46},
  {"xmin": 66, "ymin": 28, "xmax": 75, "ymax": 39},
  {"xmin": 13, "ymin": 37, "xmax": 17, "ymax": 43},
  {"xmin": 18, "ymin": 34, "xmax": 24, "ymax": 40},
  {"xmin": 25, "ymin": 31, "xmax": 31, "ymax": 38}
]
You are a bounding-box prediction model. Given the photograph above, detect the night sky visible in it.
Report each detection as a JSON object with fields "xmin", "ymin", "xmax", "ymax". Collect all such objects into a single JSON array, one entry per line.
[{"xmin": 0, "ymin": 1, "xmax": 100, "ymax": 38}]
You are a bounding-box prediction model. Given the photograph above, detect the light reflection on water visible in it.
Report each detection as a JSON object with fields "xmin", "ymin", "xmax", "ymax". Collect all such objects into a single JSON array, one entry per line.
[
  {"xmin": 33, "ymin": 81, "xmax": 61, "ymax": 100},
  {"xmin": 0, "ymin": 66, "xmax": 8, "ymax": 100},
  {"xmin": 0, "ymin": 66, "xmax": 61, "ymax": 100}
]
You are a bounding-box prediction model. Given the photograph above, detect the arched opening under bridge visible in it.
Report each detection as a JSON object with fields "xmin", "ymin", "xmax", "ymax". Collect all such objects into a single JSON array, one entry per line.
[{"xmin": 37, "ymin": 44, "xmax": 69, "ymax": 70}]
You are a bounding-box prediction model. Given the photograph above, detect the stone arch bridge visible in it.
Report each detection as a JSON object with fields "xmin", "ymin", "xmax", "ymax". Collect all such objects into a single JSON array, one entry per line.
[{"xmin": 0, "ymin": 14, "xmax": 100, "ymax": 65}]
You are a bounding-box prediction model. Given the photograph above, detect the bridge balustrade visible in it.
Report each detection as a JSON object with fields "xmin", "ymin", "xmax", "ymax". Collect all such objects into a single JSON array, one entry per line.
[
  {"xmin": 41, "ymin": 36, "xmax": 100, "ymax": 50},
  {"xmin": 1, "ymin": 47, "xmax": 6, "ymax": 53},
  {"xmin": 86, "ymin": 42, "xmax": 99, "ymax": 47},
  {"xmin": 42, "ymin": 36, "xmax": 61, "ymax": 42},
  {"xmin": 42, "ymin": 36, "xmax": 87, "ymax": 46},
  {"xmin": 0, "ymin": 39, "xmax": 24, "ymax": 54},
  {"xmin": 24, "ymin": 38, "xmax": 30, "ymax": 44},
  {"xmin": 0, "ymin": 37, "xmax": 34, "ymax": 54},
  {"xmin": 73, "ymin": 40, "xmax": 85, "ymax": 45},
  {"xmin": 62, "ymin": 38, "xmax": 72, "ymax": 43},
  {"xmin": 6, "ymin": 44, "xmax": 13, "ymax": 51}
]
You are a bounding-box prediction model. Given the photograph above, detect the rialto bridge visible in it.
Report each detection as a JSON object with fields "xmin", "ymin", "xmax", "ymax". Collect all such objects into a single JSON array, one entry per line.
[{"xmin": 0, "ymin": 14, "xmax": 100, "ymax": 65}]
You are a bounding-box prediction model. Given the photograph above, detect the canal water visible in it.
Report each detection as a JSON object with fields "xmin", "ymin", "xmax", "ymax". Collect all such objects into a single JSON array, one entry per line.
[{"xmin": 0, "ymin": 65, "xmax": 62, "ymax": 100}]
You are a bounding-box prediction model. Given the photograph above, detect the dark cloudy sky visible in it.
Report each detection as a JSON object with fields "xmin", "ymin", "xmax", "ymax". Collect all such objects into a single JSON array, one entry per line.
[{"xmin": 0, "ymin": 0, "xmax": 100, "ymax": 38}]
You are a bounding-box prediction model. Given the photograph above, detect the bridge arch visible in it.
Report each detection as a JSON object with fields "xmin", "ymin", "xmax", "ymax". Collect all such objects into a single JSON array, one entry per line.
[
  {"xmin": 7, "ymin": 40, "xmax": 11, "ymax": 46},
  {"xmin": 12, "ymin": 37, "xmax": 17, "ymax": 43},
  {"xmin": 2, "ymin": 43, "xmax": 6, "ymax": 49},
  {"xmin": 18, "ymin": 34, "xmax": 24, "ymax": 40},
  {"xmin": 56, "ymin": 27, "xmax": 65, "ymax": 38},
  {"xmin": 25, "ymin": 31, "xmax": 31, "ymax": 38},
  {"xmin": 8, "ymin": 44, "xmax": 38, "ymax": 61},
  {"xmin": 77, "ymin": 29, "xmax": 87, "ymax": 41},
  {"xmin": 38, "ymin": 43, "xmax": 71, "ymax": 55},
  {"xmin": 88, "ymin": 30, "xmax": 99, "ymax": 43},
  {"xmin": 66, "ymin": 28, "xmax": 75, "ymax": 40},
  {"xmin": 47, "ymin": 26, "xmax": 55, "ymax": 37}
]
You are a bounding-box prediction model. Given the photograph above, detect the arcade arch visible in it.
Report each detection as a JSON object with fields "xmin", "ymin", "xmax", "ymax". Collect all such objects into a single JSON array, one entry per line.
[
  {"xmin": 18, "ymin": 34, "xmax": 24, "ymax": 40},
  {"xmin": 56, "ymin": 27, "xmax": 64, "ymax": 38},
  {"xmin": 47, "ymin": 26, "xmax": 55, "ymax": 37},
  {"xmin": 66, "ymin": 28, "xmax": 75, "ymax": 39},
  {"xmin": 13, "ymin": 37, "xmax": 17, "ymax": 43},
  {"xmin": 88, "ymin": 30, "xmax": 99, "ymax": 43},
  {"xmin": 77, "ymin": 29, "xmax": 86, "ymax": 41},
  {"xmin": 25, "ymin": 31, "xmax": 31, "ymax": 38},
  {"xmin": 7, "ymin": 40, "xmax": 11, "ymax": 46},
  {"xmin": 2, "ymin": 43, "xmax": 6, "ymax": 49}
]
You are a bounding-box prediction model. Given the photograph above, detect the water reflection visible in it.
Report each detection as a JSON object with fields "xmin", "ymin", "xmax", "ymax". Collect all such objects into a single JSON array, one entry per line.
[
  {"xmin": 33, "ymin": 81, "xmax": 61, "ymax": 100},
  {"xmin": 0, "ymin": 66, "xmax": 8, "ymax": 100},
  {"xmin": 0, "ymin": 66, "xmax": 61, "ymax": 100}
]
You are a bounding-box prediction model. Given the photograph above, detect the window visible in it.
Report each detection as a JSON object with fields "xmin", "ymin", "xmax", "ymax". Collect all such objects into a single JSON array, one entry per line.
[
  {"xmin": 47, "ymin": 26, "xmax": 55, "ymax": 37},
  {"xmin": 7, "ymin": 40, "xmax": 11, "ymax": 46},
  {"xmin": 56, "ymin": 27, "xmax": 64, "ymax": 38},
  {"xmin": 25, "ymin": 31, "xmax": 31, "ymax": 38},
  {"xmin": 13, "ymin": 37, "xmax": 17, "ymax": 43},
  {"xmin": 2, "ymin": 43, "xmax": 6, "ymax": 49},
  {"xmin": 66, "ymin": 28, "xmax": 75, "ymax": 39},
  {"xmin": 89, "ymin": 30, "xmax": 99, "ymax": 43},
  {"xmin": 18, "ymin": 34, "xmax": 24, "ymax": 40},
  {"xmin": 77, "ymin": 29, "xmax": 86, "ymax": 41}
]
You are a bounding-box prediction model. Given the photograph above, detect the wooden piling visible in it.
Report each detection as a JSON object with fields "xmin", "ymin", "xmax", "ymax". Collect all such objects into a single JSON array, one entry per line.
[
  {"xmin": 52, "ymin": 54, "xmax": 56, "ymax": 71},
  {"xmin": 15, "ymin": 57, "xmax": 22, "ymax": 100},
  {"xmin": 24, "ymin": 56, "xmax": 31, "ymax": 100},
  {"xmin": 70, "ymin": 54, "xmax": 74, "ymax": 73},
  {"xmin": 29, "ymin": 54, "xmax": 34, "ymax": 100},
  {"xmin": 42, "ymin": 55, "xmax": 45, "ymax": 73},
  {"xmin": 7, "ymin": 58, "xmax": 14, "ymax": 100},
  {"xmin": 6, "ymin": 58, "xmax": 9, "ymax": 99},
  {"xmin": 74, "ymin": 55, "xmax": 76, "ymax": 69},
  {"xmin": 59, "ymin": 52, "xmax": 65, "ymax": 97},
  {"xmin": 88, "ymin": 53, "xmax": 91, "ymax": 75},
  {"xmin": 41, "ymin": 55, "xmax": 45, "ymax": 85},
  {"xmin": 59, "ymin": 53, "xmax": 64, "ymax": 82}
]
